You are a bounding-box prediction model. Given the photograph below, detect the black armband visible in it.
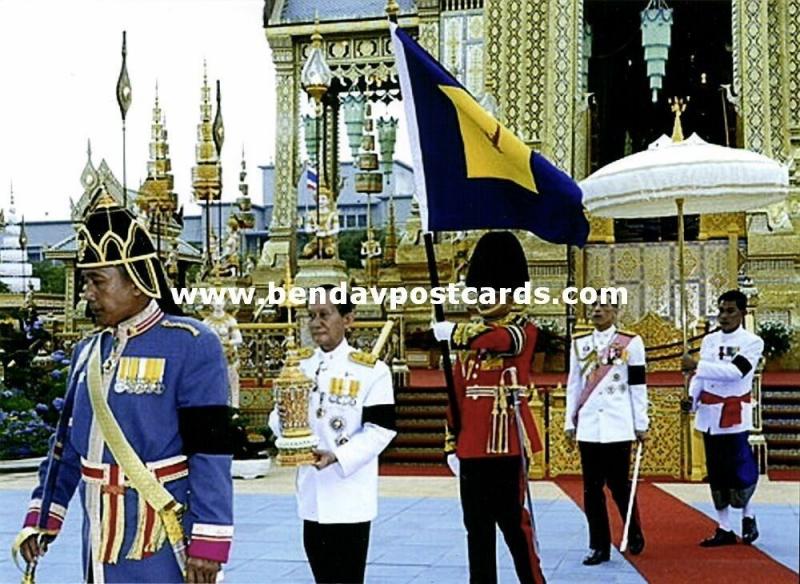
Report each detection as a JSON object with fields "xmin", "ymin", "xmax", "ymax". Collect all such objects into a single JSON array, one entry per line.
[
  {"xmin": 178, "ymin": 405, "xmax": 233, "ymax": 455},
  {"xmin": 732, "ymin": 355, "xmax": 753, "ymax": 376},
  {"xmin": 362, "ymin": 404, "xmax": 396, "ymax": 432},
  {"xmin": 627, "ymin": 365, "xmax": 646, "ymax": 385}
]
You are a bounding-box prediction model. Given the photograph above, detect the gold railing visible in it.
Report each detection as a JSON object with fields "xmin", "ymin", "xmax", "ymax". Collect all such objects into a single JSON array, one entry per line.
[{"xmin": 544, "ymin": 384, "xmax": 684, "ymax": 479}]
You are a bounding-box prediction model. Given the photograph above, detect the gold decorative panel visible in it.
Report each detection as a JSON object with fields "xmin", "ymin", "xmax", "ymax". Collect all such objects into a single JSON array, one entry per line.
[
  {"xmin": 584, "ymin": 241, "xmax": 732, "ymax": 325},
  {"xmin": 440, "ymin": 8, "xmax": 484, "ymax": 96},
  {"xmin": 698, "ymin": 213, "xmax": 746, "ymax": 240},
  {"xmin": 485, "ymin": 0, "xmax": 547, "ymax": 142},
  {"xmin": 547, "ymin": 385, "xmax": 683, "ymax": 478}
]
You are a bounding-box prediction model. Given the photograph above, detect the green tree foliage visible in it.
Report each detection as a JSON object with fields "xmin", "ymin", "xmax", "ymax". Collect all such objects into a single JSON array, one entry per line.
[{"xmin": 32, "ymin": 260, "xmax": 66, "ymax": 294}]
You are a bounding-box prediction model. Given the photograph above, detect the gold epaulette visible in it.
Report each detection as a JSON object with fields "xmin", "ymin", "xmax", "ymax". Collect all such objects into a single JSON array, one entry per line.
[
  {"xmin": 160, "ymin": 320, "xmax": 200, "ymax": 337},
  {"xmin": 295, "ymin": 346, "xmax": 314, "ymax": 360},
  {"xmin": 617, "ymin": 329, "xmax": 637, "ymax": 338},
  {"xmin": 452, "ymin": 322, "xmax": 492, "ymax": 347},
  {"xmin": 572, "ymin": 330, "xmax": 592, "ymax": 339},
  {"xmin": 349, "ymin": 351, "xmax": 378, "ymax": 367}
]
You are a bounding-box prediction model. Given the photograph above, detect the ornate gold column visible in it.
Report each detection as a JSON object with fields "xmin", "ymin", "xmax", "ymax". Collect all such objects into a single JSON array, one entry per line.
[
  {"xmin": 733, "ymin": 0, "xmax": 772, "ymax": 155},
  {"xmin": 788, "ymin": 0, "xmax": 800, "ymax": 190},
  {"xmin": 484, "ymin": 0, "xmax": 548, "ymax": 145},
  {"xmin": 263, "ymin": 34, "xmax": 300, "ymax": 269},
  {"xmin": 544, "ymin": 0, "xmax": 581, "ymax": 172}
]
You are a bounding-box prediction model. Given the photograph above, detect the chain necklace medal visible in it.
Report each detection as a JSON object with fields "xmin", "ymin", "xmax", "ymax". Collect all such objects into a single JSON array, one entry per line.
[{"xmin": 315, "ymin": 360, "xmax": 326, "ymax": 419}]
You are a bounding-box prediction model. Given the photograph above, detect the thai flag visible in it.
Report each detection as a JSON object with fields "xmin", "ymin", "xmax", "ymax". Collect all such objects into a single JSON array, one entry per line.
[{"xmin": 306, "ymin": 166, "xmax": 318, "ymax": 192}]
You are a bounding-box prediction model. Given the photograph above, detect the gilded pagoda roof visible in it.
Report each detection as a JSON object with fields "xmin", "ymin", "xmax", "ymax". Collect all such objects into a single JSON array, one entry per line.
[{"xmin": 275, "ymin": 0, "xmax": 416, "ymax": 24}]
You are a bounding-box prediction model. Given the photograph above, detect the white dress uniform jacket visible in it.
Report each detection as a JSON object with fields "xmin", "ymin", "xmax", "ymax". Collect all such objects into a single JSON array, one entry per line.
[
  {"xmin": 690, "ymin": 326, "xmax": 764, "ymax": 435},
  {"xmin": 269, "ymin": 340, "xmax": 396, "ymax": 524},
  {"xmin": 565, "ymin": 326, "xmax": 649, "ymax": 443}
]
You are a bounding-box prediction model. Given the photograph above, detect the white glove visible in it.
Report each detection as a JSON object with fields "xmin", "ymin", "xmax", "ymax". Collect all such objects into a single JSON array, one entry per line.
[
  {"xmin": 446, "ymin": 453, "xmax": 460, "ymax": 477},
  {"xmin": 432, "ymin": 321, "xmax": 456, "ymax": 343}
]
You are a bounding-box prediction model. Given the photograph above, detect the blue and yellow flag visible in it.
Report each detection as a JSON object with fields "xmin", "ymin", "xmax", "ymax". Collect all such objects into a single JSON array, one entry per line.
[{"xmin": 390, "ymin": 24, "xmax": 590, "ymax": 246}]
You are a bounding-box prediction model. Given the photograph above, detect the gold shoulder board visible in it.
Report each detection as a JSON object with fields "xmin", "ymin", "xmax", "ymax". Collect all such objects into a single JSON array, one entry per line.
[
  {"xmin": 160, "ymin": 321, "xmax": 200, "ymax": 337},
  {"xmin": 349, "ymin": 351, "xmax": 378, "ymax": 367},
  {"xmin": 572, "ymin": 330, "xmax": 592, "ymax": 339},
  {"xmin": 617, "ymin": 329, "xmax": 637, "ymax": 338},
  {"xmin": 295, "ymin": 346, "xmax": 314, "ymax": 360}
]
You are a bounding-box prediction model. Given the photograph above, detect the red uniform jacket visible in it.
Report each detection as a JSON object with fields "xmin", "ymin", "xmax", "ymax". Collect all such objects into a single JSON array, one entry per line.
[{"xmin": 445, "ymin": 317, "xmax": 543, "ymax": 460}]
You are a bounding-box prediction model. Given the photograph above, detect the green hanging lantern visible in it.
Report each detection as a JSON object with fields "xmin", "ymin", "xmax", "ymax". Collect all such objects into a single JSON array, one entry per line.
[
  {"xmin": 640, "ymin": 0, "xmax": 673, "ymax": 103},
  {"xmin": 342, "ymin": 93, "xmax": 366, "ymax": 159}
]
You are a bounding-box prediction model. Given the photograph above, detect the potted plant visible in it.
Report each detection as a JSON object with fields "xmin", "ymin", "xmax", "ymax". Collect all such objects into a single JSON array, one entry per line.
[{"xmin": 757, "ymin": 320, "xmax": 793, "ymax": 370}]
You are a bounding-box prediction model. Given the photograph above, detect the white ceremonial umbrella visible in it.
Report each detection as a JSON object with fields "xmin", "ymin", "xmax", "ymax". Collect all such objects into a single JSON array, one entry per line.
[
  {"xmin": 580, "ymin": 131, "xmax": 789, "ymax": 349},
  {"xmin": 581, "ymin": 130, "xmax": 788, "ymax": 480}
]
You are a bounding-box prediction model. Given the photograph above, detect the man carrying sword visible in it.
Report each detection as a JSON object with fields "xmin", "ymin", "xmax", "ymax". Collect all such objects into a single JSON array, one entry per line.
[
  {"xmin": 12, "ymin": 197, "xmax": 234, "ymax": 582},
  {"xmin": 432, "ymin": 231, "xmax": 545, "ymax": 584},
  {"xmin": 564, "ymin": 298, "xmax": 648, "ymax": 566}
]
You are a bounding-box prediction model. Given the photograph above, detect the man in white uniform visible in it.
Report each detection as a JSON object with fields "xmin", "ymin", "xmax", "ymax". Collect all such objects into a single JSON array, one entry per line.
[
  {"xmin": 269, "ymin": 287, "xmax": 396, "ymax": 583},
  {"xmin": 683, "ymin": 290, "xmax": 764, "ymax": 547},
  {"xmin": 565, "ymin": 299, "xmax": 648, "ymax": 565}
]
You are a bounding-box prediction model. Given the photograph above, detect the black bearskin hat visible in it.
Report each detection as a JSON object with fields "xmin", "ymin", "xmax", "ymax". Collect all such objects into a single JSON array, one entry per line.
[{"xmin": 466, "ymin": 231, "xmax": 529, "ymax": 290}]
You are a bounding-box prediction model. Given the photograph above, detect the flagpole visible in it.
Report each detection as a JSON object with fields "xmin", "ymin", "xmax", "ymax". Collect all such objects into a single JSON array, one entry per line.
[
  {"xmin": 423, "ymin": 233, "xmax": 461, "ymax": 438},
  {"xmin": 116, "ymin": 31, "xmax": 132, "ymax": 208}
]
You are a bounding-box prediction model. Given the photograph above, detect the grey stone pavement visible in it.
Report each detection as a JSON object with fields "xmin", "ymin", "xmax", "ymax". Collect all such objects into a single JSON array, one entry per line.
[{"xmin": 0, "ymin": 468, "xmax": 796, "ymax": 583}]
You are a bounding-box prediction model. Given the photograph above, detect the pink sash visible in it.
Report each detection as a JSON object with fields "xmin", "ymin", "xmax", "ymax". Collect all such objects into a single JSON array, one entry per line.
[{"xmin": 572, "ymin": 333, "xmax": 634, "ymax": 426}]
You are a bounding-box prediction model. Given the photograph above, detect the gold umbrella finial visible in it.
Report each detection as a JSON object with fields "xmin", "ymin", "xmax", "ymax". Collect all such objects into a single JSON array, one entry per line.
[
  {"xmin": 669, "ymin": 96, "xmax": 688, "ymax": 142},
  {"xmin": 386, "ymin": 0, "xmax": 400, "ymax": 18}
]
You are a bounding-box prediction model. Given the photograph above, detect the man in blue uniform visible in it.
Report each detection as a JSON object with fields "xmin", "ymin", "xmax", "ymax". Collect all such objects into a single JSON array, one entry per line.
[
  {"xmin": 683, "ymin": 289, "xmax": 764, "ymax": 547},
  {"xmin": 13, "ymin": 196, "xmax": 234, "ymax": 582}
]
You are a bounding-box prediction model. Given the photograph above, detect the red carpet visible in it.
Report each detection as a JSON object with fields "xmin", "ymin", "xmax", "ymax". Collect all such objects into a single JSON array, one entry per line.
[
  {"xmin": 380, "ymin": 464, "xmax": 451, "ymax": 477},
  {"xmin": 768, "ymin": 469, "xmax": 800, "ymax": 481},
  {"xmin": 555, "ymin": 478, "xmax": 797, "ymax": 583}
]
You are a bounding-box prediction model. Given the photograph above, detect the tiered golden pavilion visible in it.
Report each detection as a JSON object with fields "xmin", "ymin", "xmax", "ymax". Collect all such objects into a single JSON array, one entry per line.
[{"xmin": 19, "ymin": 0, "xmax": 799, "ymax": 478}]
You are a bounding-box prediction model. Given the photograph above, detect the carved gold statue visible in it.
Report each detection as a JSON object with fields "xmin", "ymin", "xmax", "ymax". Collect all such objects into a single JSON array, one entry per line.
[{"xmin": 300, "ymin": 187, "xmax": 340, "ymax": 259}]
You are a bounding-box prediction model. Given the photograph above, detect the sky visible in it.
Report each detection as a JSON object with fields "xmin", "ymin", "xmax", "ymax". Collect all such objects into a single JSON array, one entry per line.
[{"xmin": 0, "ymin": 0, "xmax": 277, "ymax": 221}]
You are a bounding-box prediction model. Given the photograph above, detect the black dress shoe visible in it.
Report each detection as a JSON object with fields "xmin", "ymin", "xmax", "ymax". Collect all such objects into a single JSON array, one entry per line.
[
  {"xmin": 627, "ymin": 531, "xmax": 645, "ymax": 555},
  {"xmin": 699, "ymin": 527, "xmax": 737, "ymax": 547},
  {"xmin": 742, "ymin": 516, "xmax": 759, "ymax": 544},
  {"xmin": 582, "ymin": 549, "xmax": 610, "ymax": 565}
]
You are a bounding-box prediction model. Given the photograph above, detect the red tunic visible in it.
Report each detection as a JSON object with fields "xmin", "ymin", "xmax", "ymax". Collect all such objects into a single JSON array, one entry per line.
[{"xmin": 445, "ymin": 318, "xmax": 543, "ymax": 460}]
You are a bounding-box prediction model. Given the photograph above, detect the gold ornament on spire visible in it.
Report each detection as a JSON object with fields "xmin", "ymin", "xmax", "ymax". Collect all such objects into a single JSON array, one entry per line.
[{"xmin": 669, "ymin": 96, "xmax": 687, "ymax": 143}]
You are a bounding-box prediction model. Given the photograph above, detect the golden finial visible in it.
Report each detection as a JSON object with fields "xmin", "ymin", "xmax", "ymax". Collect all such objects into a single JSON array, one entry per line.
[
  {"xmin": 311, "ymin": 13, "xmax": 322, "ymax": 47},
  {"xmin": 669, "ymin": 96, "xmax": 688, "ymax": 143},
  {"xmin": 386, "ymin": 0, "xmax": 400, "ymax": 18}
]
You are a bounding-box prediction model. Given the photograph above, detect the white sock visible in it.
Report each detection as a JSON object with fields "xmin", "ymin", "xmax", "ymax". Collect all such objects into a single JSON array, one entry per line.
[
  {"xmin": 717, "ymin": 507, "xmax": 731, "ymax": 531},
  {"xmin": 743, "ymin": 502, "xmax": 755, "ymax": 519}
]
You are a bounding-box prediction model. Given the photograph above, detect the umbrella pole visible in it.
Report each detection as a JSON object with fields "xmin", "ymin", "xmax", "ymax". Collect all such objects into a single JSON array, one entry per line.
[
  {"xmin": 676, "ymin": 197, "xmax": 692, "ymax": 479},
  {"xmin": 677, "ymin": 197, "xmax": 688, "ymax": 353}
]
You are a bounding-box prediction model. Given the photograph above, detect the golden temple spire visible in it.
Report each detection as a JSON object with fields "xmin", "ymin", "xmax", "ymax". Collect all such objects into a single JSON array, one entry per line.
[
  {"xmin": 192, "ymin": 61, "xmax": 222, "ymax": 204},
  {"xmin": 669, "ymin": 96, "xmax": 687, "ymax": 143},
  {"xmin": 137, "ymin": 83, "xmax": 176, "ymax": 219}
]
